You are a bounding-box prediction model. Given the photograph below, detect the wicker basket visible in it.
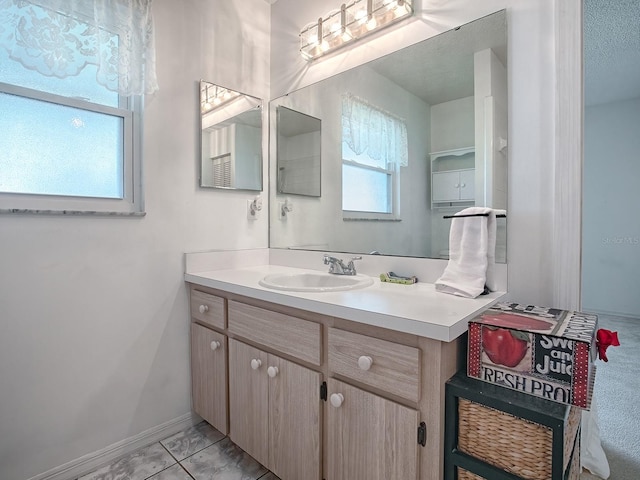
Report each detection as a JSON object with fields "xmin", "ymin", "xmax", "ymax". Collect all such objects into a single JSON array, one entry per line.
[
  {"xmin": 458, "ymin": 398, "xmax": 580, "ymax": 480},
  {"xmin": 457, "ymin": 467, "xmax": 486, "ymax": 480}
]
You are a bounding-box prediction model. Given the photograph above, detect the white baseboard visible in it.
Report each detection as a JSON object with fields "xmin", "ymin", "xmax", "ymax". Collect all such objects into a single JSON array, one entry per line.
[{"xmin": 28, "ymin": 412, "xmax": 198, "ymax": 480}]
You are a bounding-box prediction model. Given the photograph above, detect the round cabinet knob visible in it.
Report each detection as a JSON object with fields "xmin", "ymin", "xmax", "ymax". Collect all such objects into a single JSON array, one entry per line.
[
  {"xmin": 250, "ymin": 359, "xmax": 262, "ymax": 370},
  {"xmin": 358, "ymin": 355, "xmax": 373, "ymax": 371},
  {"xmin": 460, "ymin": 182, "xmax": 466, "ymax": 188},
  {"xmin": 210, "ymin": 341, "xmax": 221, "ymax": 351},
  {"xmin": 198, "ymin": 304, "xmax": 209, "ymax": 314},
  {"xmin": 330, "ymin": 393, "xmax": 344, "ymax": 408},
  {"xmin": 267, "ymin": 366, "xmax": 279, "ymax": 378}
]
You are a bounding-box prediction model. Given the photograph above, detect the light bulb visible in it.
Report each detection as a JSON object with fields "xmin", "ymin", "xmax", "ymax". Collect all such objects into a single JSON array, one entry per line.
[
  {"xmin": 366, "ymin": 17, "xmax": 377, "ymax": 30},
  {"xmin": 394, "ymin": 3, "xmax": 409, "ymax": 16}
]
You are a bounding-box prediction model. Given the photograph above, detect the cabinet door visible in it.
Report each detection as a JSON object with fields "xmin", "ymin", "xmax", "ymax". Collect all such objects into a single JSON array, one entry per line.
[
  {"xmin": 458, "ymin": 168, "xmax": 475, "ymax": 201},
  {"xmin": 327, "ymin": 379, "xmax": 419, "ymax": 480},
  {"xmin": 191, "ymin": 323, "xmax": 228, "ymax": 434},
  {"xmin": 432, "ymin": 171, "xmax": 462, "ymax": 202},
  {"xmin": 268, "ymin": 355, "xmax": 322, "ymax": 480},
  {"xmin": 228, "ymin": 339, "xmax": 269, "ymax": 467}
]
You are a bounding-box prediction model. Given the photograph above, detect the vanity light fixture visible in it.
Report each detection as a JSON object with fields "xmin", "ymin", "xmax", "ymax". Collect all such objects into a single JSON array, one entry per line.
[
  {"xmin": 300, "ymin": 0, "xmax": 413, "ymax": 61},
  {"xmin": 200, "ymin": 83, "xmax": 240, "ymax": 113}
]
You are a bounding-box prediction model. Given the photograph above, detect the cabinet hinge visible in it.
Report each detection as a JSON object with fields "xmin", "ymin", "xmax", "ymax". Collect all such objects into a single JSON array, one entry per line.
[
  {"xmin": 417, "ymin": 422, "xmax": 427, "ymax": 447},
  {"xmin": 320, "ymin": 381, "xmax": 327, "ymax": 401}
]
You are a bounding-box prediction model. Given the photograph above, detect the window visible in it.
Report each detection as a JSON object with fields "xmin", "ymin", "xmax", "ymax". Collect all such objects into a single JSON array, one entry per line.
[
  {"xmin": 341, "ymin": 93, "xmax": 407, "ymax": 220},
  {"xmin": 0, "ymin": 0, "xmax": 157, "ymax": 215},
  {"xmin": 342, "ymin": 144, "xmax": 395, "ymax": 214}
]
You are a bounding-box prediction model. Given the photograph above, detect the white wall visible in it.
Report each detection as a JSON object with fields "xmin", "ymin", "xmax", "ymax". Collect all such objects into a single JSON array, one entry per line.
[
  {"xmin": 430, "ymin": 97, "xmax": 475, "ymax": 152},
  {"xmin": 271, "ymin": 0, "xmax": 559, "ymax": 305},
  {"xmin": 582, "ymin": 97, "xmax": 640, "ymax": 317},
  {"xmin": 0, "ymin": 1, "xmax": 270, "ymax": 479}
]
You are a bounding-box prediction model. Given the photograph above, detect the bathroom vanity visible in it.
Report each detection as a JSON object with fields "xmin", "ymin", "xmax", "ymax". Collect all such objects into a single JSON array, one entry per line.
[{"xmin": 185, "ymin": 251, "xmax": 505, "ymax": 480}]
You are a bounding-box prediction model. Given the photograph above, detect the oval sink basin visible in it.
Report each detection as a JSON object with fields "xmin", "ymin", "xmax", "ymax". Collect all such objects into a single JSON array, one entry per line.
[{"xmin": 259, "ymin": 272, "xmax": 373, "ymax": 292}]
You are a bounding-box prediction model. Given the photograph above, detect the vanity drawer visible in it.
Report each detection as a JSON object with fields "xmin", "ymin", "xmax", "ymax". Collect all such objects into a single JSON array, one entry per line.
[
  {"xmin": 328, "ymin": 327, "xmax": 420, "ymax": 402},
  {"xmin": 228, "ymin": 300, "xmax": 321, "ymax": 366},
  {"xmin": 190, "ymin": 289, "xmax": 226, "ymax": 330}
]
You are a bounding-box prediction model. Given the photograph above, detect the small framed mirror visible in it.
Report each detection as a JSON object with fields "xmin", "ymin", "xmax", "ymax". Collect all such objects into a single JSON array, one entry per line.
[
  {"xmin": 276, "ymin": 106, "xmax": 321, "ymax": 197},
  {"xmin": 199, "ymin": 80, "xmax": 263, "ymax": 191}
]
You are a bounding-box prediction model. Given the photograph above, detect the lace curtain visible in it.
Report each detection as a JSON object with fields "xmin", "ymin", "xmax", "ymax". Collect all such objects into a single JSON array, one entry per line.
[
  {"xmin": 342, "ymin": 93, "xmax": 408, "ymax": 168},
  {"xmin": 0, "ymin": 0, "xmax": 158, "ymax": 95}
]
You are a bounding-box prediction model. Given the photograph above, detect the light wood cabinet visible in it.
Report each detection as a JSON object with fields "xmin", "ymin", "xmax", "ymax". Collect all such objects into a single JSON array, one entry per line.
[
  {"xmin": 188, "ymin": 283, "xmax": 462, "ymax": 480},
  {"xmin": 229, "ymin": 338, "xmax": 322, "ymax": 480},
  {"xmin": 327, "ymin": 378, "xmax": 420, "ymax": 480},
  {"xmin": 328, "ymin": 327, "xmax": 421, "ymax": 402},
  {"xmin": 228, "ymin": 339, "xmax": 269, "ymax": 465},
  {"xmin": 190, "ymin": 289, "xmax": 226, "ymax": 329},
  {"xmin": 228, "ymin": 300, "xmax": 321, "ymax": 365},
  {"xmin": 191, "ymin": 322, "xmax": 228, "ymax": 435}
]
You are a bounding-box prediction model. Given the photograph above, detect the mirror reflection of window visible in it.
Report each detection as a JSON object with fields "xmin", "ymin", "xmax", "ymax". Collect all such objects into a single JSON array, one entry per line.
[{"xmin": 341, "ymin": 94, "xmax": 407, "ymax": 219}]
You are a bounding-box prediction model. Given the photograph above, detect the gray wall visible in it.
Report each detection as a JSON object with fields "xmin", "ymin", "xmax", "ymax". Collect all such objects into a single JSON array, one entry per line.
[{"xmin": 582, "ymin": 97, "xmax": 640, "ymax": 317}]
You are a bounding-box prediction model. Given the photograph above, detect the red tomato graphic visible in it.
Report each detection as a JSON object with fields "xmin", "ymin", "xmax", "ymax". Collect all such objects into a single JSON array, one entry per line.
[{"xmin": 481, "ymin": 326, "xmax": 529, "ymax": 367}]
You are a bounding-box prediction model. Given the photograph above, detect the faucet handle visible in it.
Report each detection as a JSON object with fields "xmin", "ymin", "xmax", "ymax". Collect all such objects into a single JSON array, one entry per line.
[{"xmin": 346, "ymin": 256, "xmax": 362, "ymax": 274}]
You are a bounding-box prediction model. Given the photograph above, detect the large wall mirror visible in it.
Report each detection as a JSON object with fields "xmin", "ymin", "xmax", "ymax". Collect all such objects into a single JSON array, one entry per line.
[
  {"xmin": 269, "ymin": 10, "xmax": 507, "ymax": 261},
  {"xmin": 200, "ymin": 81, "xmax": 263, "ymax": 191}
]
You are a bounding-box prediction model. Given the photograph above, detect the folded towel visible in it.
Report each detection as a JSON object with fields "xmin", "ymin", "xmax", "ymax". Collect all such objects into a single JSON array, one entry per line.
[{"xmin": 435, "ymin": 207, "xmax": 502, "ymax": 298}]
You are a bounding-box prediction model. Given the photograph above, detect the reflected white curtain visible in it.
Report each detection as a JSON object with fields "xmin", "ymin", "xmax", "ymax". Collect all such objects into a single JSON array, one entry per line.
[
  {"xmin": 341, "ymin": 93, "xmax": 408, "ymax": 167},
  {"xmin": 0, "ymin": 0, "xmax": 158, "ymax": 95}
]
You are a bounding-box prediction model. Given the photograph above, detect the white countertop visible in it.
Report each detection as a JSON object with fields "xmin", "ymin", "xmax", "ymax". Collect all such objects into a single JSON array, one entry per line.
[{"xmin": 185, "ymin": 264, "xmax": 505, "ymax": 342}]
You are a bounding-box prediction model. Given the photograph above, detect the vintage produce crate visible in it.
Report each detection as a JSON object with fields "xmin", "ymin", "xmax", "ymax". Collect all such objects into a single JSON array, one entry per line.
[
  {"xmin": 467, "ymin": 302, "xmax": 598, "ymax": 409},
  {"xmin": 445, "ymin": 372, "xmax": 581, "ymax": 480}
]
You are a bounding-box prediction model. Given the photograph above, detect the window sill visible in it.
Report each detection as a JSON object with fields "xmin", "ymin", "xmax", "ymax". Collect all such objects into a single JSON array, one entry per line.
[
  {"xmin": 0, "ymin": 208, "xmax": 146, "ymax": 217},
  {"xmin": 342, "ymin": 216, "xmax": 401, "ymax": 222}
]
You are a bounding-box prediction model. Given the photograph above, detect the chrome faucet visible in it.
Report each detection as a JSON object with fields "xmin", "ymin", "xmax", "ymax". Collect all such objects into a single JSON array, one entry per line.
[{"xmin": 323, "ymin": 254, "xmax": 362, "ymax": 275}]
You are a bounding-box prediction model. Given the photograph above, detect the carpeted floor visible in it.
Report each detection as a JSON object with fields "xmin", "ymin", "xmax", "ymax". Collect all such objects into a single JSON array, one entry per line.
[{"xmin": 580, "ymin": 314, "xmax": 640, "ymax": 480}]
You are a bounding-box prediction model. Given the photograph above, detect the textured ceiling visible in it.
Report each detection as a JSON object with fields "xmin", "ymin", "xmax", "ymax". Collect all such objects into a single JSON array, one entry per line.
[
  {"xmin": 584, "ymin": 0, "xmax": 640, "ymax": 106},
  {"xmin": 367, "ymin": 11, "xmax": 507, "ymax": 106}
]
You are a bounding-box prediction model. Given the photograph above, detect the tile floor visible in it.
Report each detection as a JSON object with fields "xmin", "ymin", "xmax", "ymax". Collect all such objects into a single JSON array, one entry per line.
[{"xmin": 78, "ymin": 422, "xmax": 280, "ymax": 480}]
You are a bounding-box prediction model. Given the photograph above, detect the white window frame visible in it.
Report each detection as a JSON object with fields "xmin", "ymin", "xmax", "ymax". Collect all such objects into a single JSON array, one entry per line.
[
  {"xmin": 0, "ymin": 80, "xmax": 144, "ymax": 216},
  {"xmin": 342, "ymin": 156, "xmax": 401, "ymax": 222}
]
